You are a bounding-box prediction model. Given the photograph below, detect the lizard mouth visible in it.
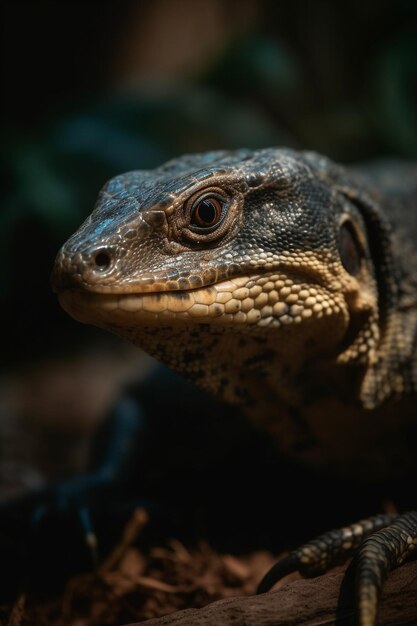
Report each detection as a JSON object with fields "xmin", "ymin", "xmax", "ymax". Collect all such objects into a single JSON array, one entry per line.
[{"xmin": 59, "ymin": 272, "xmax": 346, "ymax": 330}]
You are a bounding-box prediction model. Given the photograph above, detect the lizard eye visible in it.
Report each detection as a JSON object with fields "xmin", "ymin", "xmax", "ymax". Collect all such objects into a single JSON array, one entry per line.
[
  {"xmin": 189, "ymin": 194, "xmax": 226, "ymax": 231},
  {"xmin": 339, "ymin": 221, "xmax": 363, "ymax": 276}
]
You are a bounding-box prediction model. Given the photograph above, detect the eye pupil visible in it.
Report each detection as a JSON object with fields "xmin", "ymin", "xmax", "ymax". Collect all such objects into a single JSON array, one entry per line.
[
  {"xmin": 197, "ymin": 199, "xmax": 217, "ymax": 224},
  {"xmin": 190, "ymin": 196, "xmax": 223, "ymax": 228}
]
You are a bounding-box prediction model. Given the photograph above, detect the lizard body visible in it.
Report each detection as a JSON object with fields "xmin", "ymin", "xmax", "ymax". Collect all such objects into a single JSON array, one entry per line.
[{"xmin": 52, "ymin": 148, "xmax": 417, "ymax": 625}]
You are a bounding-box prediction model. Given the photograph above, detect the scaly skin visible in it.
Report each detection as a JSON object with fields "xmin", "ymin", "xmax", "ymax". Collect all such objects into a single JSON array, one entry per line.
[{"xmin": 52, "ymin": 148, "xmax": 417, "ymax": 625}]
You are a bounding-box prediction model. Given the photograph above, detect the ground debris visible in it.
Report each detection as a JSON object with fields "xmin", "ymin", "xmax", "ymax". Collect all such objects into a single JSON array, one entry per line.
[{"xmin": 2, "ymin": 509, "xmax": 278, "ymax": 626}]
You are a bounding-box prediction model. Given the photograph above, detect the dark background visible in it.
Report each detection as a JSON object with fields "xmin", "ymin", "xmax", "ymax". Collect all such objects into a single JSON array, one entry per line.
[{"xmin": 0, "ymin": 0, "xmax": 416, "ymax": 597}]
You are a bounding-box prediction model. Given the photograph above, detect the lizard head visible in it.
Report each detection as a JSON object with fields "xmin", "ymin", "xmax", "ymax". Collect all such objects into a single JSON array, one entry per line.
[{"xmin": 52, "ymin": 149, "xmax": 384, "ymax": 409}]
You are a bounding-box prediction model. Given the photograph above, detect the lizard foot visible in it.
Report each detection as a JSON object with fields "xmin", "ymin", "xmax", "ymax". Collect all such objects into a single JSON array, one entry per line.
[{"xmin": 257, "ymin": 511, "xmax": 417, "ymax": 626}]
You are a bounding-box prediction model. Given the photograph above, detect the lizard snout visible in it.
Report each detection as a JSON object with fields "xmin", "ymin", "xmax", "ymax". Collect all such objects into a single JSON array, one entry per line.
[{"xmin": 51, "ymin": 242, "xmax": 119, "ymax": 293}]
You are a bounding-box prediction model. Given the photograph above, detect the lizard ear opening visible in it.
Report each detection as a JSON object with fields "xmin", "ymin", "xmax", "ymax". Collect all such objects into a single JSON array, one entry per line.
[
  {"xmin": 338, "ymin": 188, "xmax": 399, "ymax": 334},
  {"xmin": 337, "ymin": 187, "xmax": 404, "ymax": 408},
  {"xmin": 338, "ymin": 220, "xmax": 364, "ymax": 276}
]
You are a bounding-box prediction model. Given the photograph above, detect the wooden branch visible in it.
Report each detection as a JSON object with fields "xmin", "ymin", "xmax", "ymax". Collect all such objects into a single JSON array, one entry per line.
[{"xmin": 131, "ymin": 560, "xmax": 417, "ymax": 626}]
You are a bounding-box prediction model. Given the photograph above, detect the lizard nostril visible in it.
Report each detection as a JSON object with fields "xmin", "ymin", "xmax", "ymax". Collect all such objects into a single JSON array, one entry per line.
[{"xmin": 93, "ymin": 250, "xmax": 112, "ymax": 271}]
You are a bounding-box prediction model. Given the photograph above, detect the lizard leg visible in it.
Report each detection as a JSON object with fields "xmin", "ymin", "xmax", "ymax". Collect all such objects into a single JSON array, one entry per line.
[{"xmin": 257, "ymin": 511, "xmax": 417, "ymax": 625}]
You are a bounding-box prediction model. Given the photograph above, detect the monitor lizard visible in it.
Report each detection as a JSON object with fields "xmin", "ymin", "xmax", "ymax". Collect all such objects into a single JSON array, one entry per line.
[{"xmin": 52, "ymin": 148, "xmax": 417, "ymax": 626}]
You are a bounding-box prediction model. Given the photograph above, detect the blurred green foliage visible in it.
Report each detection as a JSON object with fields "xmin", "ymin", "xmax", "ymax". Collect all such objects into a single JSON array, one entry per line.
[{"xmin": 373, "ymin": 32, "xmax": 417, "ymax": 156}]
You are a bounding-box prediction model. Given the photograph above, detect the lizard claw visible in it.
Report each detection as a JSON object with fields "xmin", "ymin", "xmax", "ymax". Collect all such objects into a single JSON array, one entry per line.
[
  {"xmin": 256, "ymin": 552, "xmax": 299, "ymax": 594},
  {"xmin": 257, "ymin": 511, "xmax": 417, "ymax": 625}
]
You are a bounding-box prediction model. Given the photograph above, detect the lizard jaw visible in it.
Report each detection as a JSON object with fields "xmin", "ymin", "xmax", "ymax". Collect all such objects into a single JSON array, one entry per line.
[{"xmin": 58, "ymin": 271, "xmax": 348, "ymax": 331}]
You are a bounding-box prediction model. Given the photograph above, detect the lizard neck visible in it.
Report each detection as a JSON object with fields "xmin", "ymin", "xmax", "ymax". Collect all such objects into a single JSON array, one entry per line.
[{"xmin": 243, "ymin": 356, "xmax": 417, "ymax": 479}]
